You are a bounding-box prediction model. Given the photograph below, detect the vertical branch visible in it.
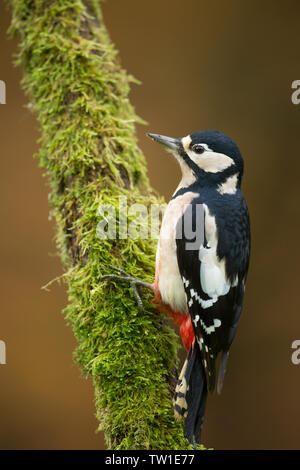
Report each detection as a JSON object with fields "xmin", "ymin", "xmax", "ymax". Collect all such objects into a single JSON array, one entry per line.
[{"xmin": 10, "ymin": 0, "xmax": 189, "ymax": 449}]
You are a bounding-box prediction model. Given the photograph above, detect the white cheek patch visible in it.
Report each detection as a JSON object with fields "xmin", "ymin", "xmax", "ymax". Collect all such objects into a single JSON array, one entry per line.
[
  {"xmin": 185, "ymin": 146, "xmax": 234, "ymax": 174},
  {"xmin": 181, "ymin": 137, "xmax": 234, "ymax": 173},
  {"xmin": 196, "ymin": 152, "xmax": 234, "ymax": 173}
]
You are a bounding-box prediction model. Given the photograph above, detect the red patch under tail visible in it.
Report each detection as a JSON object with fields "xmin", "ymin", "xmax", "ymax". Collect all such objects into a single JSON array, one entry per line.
[{"xmin": 152, "ymin": 292, "xmax": 194, "ymax": 351}]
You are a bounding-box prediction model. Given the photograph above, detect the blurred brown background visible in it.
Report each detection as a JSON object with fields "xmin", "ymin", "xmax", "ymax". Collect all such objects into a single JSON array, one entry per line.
[{"xmin": 1, "ymin": 0, "xmax": 300, "ymax": 449}]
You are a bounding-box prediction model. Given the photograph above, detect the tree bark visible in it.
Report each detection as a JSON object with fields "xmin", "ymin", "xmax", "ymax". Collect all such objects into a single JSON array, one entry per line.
[{"xmin": 10, "ymin": 0, "xmax": 190, "ymax": 450}]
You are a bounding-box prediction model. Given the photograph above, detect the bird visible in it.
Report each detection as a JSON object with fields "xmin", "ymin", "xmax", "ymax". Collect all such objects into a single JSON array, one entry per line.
[
  {"xmin": 100, "ymin": 129, "xmax": 250, "ymax": 448},
  {"xmin": 147, "ymin": 130, "xmax": 250, "ymax": 448}
]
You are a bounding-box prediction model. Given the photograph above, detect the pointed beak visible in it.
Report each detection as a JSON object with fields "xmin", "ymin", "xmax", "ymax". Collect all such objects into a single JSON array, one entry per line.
[{"xmin": 147, "ymin": 133, "xmax": 181, "ymax": 152}]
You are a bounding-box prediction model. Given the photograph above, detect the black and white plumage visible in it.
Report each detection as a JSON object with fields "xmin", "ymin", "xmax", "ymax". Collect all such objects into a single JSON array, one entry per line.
[{"xmin": 148, "ymin": 130, "xmax": 250, "ymax": 447}]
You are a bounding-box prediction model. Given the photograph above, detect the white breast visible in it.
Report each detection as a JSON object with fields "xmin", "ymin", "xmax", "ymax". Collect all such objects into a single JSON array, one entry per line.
[{"xmin": 156, "ymin": 191, "xmax": 198, "ymax": 313}]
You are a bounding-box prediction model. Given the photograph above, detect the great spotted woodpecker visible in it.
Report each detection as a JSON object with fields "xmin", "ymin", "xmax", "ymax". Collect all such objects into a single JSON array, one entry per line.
[
  {"xmin": 101, "ymin": 130, "xmax": 250, "ymax": 448},
  {"xmin": 148, "ymin": 130, "xmax": 250, "ymax": 447}
]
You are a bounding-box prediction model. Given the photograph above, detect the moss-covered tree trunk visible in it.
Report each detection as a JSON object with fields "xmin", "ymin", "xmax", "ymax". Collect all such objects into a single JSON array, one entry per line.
[{"xmin": 10, "ymin": 0, "xmax": 190, "ymax": 449}]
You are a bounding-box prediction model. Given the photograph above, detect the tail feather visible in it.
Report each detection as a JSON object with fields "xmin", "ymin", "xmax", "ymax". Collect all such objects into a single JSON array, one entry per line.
[
  {"xmin": 217, "ymin": 350, "xmax": 229, "ymax": 394},
  {"xmin": 174, "ymin": 343, "xmax": 207, "ymax": 446},
  {"xmin": 193, "ymin": 378, "xmax": 207, "ymax": 444}
]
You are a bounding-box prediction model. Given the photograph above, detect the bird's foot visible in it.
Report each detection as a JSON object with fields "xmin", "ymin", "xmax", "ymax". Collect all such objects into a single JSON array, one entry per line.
[{"xmin": 100, "ymin": 265, "xmax": 154, "ymax": 314}]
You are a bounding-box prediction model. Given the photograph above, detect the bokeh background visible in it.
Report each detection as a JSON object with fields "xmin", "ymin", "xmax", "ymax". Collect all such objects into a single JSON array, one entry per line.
[{"xmin": 1, "ymin": 0, "xmax": 300, "ymax": 449}]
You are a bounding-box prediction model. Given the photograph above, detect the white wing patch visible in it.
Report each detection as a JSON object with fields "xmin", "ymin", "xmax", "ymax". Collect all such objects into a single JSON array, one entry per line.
[
  {"xmin": 199, "ymin": 204, "xmax": 233, "ymax": 302},
  {"xmin": 199, "ymin": 246, "xmax": 230, "ymax": 297}
]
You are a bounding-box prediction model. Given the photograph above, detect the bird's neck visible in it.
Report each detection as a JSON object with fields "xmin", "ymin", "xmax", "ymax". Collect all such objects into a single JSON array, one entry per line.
[{"xmin": 172, "ymin": 166, "xmax": 241, "ymax": 200}]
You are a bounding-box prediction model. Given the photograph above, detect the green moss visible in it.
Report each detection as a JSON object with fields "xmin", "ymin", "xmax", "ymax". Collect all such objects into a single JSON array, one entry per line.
[{"xmin": 9, "ymin": 0, "xmax": 196, "ymax": 449}]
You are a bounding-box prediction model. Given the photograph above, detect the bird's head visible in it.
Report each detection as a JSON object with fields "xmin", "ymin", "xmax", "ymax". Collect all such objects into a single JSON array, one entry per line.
[{"xmin": 147, "ymin": 130, "xmax": 244, "ymax": 192}]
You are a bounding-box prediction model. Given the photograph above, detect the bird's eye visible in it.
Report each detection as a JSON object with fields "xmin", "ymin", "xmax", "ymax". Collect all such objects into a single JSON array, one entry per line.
[{"xmin": 192, "ymin": 144, "xmax": 205, "ymax": 154}]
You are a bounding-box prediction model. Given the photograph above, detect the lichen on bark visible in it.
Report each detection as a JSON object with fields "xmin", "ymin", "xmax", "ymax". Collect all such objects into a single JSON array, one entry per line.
[{"xmin": 9, "ymin": 0, "xmax": 194, "ymax": 449}]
